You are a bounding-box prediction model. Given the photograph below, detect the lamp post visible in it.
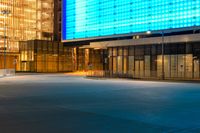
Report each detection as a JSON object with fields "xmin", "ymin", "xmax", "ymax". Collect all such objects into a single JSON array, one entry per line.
[
  {"xmin": 161, "ymin": 31, "xmax": 165, "ymax": 80},
  {"xmin": 1, "ymin": 10, "xmax": 11, "ymax": 76},
  {"xmin": 146, "ymin": 30, "xmax": 165, "ymax": 79}
]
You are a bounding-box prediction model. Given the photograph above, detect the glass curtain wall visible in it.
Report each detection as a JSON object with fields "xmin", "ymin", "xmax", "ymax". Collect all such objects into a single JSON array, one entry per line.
[
  {"xmin": 19, "ymin": 40, "xmax": 75, "ymax": 72},
  {"xmin": 0, "ymin": 0, "xmax": 53, "ymax": 53},
  {"xmin": 0, "ymin": 0, "xmax": 54, "ymax": 70},
  {"xmin": 108, "ymin": 42, "xmax": 200, "ymax": 79}
]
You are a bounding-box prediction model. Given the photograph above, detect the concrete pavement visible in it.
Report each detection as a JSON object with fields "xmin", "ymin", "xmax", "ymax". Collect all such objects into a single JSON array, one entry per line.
[{"xmin": 0, "ymin": 74, "xmax": 200, "ymax": 133}]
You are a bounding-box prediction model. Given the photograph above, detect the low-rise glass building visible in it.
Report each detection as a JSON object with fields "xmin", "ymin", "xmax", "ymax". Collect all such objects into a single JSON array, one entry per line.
[{"xmin": 62, "ymin": 0, "xmax": 200, "ymax": 80}]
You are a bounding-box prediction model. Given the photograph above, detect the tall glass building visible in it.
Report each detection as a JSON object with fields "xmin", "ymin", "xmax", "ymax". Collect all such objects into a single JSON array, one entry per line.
[
  {"xmin": 0, "ymin": 0, "xmax": 54, "ymax": 52},
  {"xmin": 62, "ymin": 0, "xmax": 200, "ymax": 41},
  {"xmin": 0, "ymin": 0, "xmax": 54, "ymax": 71},
  {"xmin": 62, "ymin": 0, "xmax": 200, "ymax": 80}
]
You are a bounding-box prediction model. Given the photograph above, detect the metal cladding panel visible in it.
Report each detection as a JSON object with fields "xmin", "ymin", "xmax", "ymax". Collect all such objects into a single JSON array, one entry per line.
[{"xmin": 62, "ymin": 0, "xmax": 200, "ymax": 42}]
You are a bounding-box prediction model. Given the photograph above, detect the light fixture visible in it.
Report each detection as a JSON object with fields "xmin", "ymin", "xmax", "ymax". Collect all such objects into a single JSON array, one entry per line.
[{"xmin": 146, "ymin": 30, "xmax": 151, "ymax": 34}]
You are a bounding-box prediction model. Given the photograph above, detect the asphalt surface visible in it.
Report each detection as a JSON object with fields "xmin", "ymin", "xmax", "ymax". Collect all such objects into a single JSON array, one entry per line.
[{"xmin": 0, "ymin": 74, "xmax": 200, "ymax": 133}]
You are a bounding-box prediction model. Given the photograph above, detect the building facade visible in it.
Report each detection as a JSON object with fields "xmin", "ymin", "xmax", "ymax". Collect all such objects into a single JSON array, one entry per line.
[
  {"xmin": 62, "ymin": 0, "xmax": 200, "ymax": 80},
  {"xmin": 54, "ymin": 0, "xmax": 62, "ymax": 41},
  {"xmin": 19, "ymin": 40, "xmax": 75, "ymax": 72},
  {"xmin": 0, "ymin": 0, "xmax": 54, "ymax": 71}
]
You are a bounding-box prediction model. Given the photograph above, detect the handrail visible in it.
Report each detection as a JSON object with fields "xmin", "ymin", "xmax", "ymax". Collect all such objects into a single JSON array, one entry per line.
[{"xmin": 86, "ymin": 70, "xmax": 199, "ymax": 80}]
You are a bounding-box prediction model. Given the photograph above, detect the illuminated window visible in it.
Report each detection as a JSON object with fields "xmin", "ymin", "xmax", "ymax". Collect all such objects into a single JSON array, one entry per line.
[{"xmin": 62, "ymin": 0, "xmax": 200, "ymax": 41}]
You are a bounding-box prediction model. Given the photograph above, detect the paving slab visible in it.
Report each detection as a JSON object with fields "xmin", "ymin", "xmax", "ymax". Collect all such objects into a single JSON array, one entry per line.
[{"xmin": 0, "ymin": 74, "xmax": 200, "ymax": 133}]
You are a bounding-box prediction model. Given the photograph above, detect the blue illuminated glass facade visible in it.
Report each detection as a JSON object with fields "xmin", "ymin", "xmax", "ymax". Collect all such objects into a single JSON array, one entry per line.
[{"xmin": 62, "ymin": 0, "xmax": 200, "ymax": 41}]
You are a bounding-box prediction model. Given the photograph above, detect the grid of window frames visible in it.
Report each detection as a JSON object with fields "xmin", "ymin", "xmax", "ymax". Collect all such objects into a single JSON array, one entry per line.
[
  {"xmin": 62, "ymin": 0, "xmax": 200, "ymax": 41},
  {"xmin": 107, "ymin": 43, "xmax": 200, "ymax": 79}
]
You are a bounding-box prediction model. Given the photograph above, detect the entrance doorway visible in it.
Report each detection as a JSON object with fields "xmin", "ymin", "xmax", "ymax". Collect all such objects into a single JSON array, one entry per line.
[{"xmin": 134, "ymin": 60, "xmax": 144, "ymax": 78}]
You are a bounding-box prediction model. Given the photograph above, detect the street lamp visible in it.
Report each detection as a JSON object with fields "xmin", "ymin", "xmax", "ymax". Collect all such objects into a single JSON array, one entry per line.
[
  {"xmin": 161, "ymin": 31, "xmax": 165, "ymax": 80},
  {"xmin": 146, "ymin": 30, "xmax": 151, "ymax": 34},
  {"xmin": 1, "ymin": 10, "xmax": 11, "ymax": 76}
]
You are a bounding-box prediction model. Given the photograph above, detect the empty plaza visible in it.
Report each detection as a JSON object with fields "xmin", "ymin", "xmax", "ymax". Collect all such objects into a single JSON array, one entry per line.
[{"xmin": 0, "ymin": 74, "xmax": 200, "ymax": 133}]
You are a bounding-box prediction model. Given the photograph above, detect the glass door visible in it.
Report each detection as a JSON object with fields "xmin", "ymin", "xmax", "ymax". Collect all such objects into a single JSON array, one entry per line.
[{"xmin": 134, "ymin": 60, "xmax": 144, "ymax": 78}]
